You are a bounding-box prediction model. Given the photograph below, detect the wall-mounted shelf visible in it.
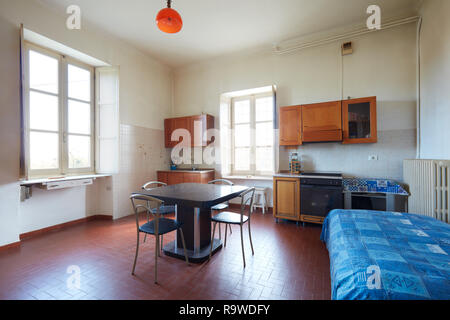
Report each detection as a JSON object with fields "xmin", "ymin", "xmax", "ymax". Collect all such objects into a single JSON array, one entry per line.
[{"xmin": 20, "ymin": 174, "xmax": 112, "ymax": 201}]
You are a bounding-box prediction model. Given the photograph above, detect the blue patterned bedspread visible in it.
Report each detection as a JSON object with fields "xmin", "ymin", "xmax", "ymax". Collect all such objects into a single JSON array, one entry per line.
[{"xmin": 320, "ymin": 209, "xmax": 450, "ymax": 300}]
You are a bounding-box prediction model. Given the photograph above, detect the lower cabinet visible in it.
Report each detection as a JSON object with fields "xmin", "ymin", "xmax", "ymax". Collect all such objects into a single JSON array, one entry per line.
[
  {"xmin": 273, "ymin": 177, "xmax": 300, "ymax": 221},
  {"xmin": 157, "ymin": 171, "xmax": 215, "ymax": 185},
  {"xmin": 273, "ymin": 176, "xmax": 334, "ymax": 224}
]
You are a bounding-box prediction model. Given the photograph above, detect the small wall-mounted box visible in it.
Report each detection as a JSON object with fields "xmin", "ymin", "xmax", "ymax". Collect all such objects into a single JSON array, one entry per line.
[
  {"xmin": 342, "ymin": 42, "xmax": 353, "ymax": 56},
  {"xmin": 39, "ymin": 178, "xmax": 93, "ymax": 190}
]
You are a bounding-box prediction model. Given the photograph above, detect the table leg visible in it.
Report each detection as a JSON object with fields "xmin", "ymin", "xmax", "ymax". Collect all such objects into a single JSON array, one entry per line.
[{"xmin": 163, "ymin": 205, "xmax": 222, "ymax": 263}]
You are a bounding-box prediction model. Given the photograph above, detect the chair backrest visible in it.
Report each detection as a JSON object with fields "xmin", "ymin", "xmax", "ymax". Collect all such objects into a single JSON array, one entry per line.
[
  {"xmin": 239, "ymin": 187, "xmax": 256, "ymax": 221},
  {"xmin": 208, "ymin": 179, "xmax": 234, "ymax": 186},
  {"xmin": 142, "ymin": 181, "xmax": 167, "ymax": 191},
  {"xmin": 130, "ymin": 194, "xmax": 164, "ymax": 233}
]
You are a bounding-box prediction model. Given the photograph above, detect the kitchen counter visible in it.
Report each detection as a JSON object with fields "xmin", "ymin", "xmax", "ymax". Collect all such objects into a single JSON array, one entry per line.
[
  {"xmin": 273, "ymin": 173, "xmax": 302, "ymax": 178},
  {"xmin": 157, "ymin": 170, "xmax": 215, "ymax": 185},
  {"xmin": 158, "ymin": 169, "xmax": 215, "ymax": 174}
]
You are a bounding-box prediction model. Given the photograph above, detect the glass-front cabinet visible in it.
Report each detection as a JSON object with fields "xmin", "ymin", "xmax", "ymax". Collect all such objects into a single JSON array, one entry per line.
[{"xmin": 342, "ymin": 96, "xmax": 377, "ymax": 144}]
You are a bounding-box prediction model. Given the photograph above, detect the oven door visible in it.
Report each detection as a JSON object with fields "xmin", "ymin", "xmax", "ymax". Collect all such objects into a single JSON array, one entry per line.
[{"xmin": 300, "ymin": 185, "xmax": 343, "ymax": 217}]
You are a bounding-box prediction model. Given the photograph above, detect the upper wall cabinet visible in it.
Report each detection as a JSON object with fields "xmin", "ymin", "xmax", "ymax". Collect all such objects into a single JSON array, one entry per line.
[
  {"xmin": 164, "ymin": 114, "xmax": 215, "ymax": 148},
  {"xmin": 342, "ymin": 96, "xmax": 377, "ymax": 144},
  {"xmin": 279, "ymin": 106, "xmax": 302, "ymax": 146},
  {"xmin": 302, "ymin": 101, "xmax": 342, "ymax": 142}
]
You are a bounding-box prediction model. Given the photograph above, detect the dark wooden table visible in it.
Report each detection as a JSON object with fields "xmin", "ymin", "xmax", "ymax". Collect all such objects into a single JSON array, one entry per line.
[{"xmin": 132, "ymin": 183, "xmax": 249, "ymax": 263}]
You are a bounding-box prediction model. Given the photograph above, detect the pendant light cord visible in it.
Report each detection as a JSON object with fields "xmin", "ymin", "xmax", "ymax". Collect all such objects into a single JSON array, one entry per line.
[{"xmin": 167, "ymin": 0, "xmax": 172, "ymax": 8}]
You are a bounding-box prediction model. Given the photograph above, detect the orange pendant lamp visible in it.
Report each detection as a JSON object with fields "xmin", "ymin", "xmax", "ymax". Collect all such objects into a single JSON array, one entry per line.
[{"xmin": 156, "ymin": 0, "xmax": 183, "ymax": 34}]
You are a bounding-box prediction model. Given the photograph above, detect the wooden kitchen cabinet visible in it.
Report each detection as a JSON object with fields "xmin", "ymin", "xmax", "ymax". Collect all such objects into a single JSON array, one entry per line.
[
  {"xmin": 279, "ymin": 106, "xmax": 302, "ymax": 146},
  {"xmin": 302, "ymin": 101, "xmax": 342, "ymax": 142},
  {"xmin": 168, "ymin": 172, "xmax": 185, "ymax": 185},
  {"xmin": 183, "ymin": 172, "xmax": 202, "ymax": 183},
  {"xmin": 164, "ymin": 114, "xmax": 215, "ymax": 148},
  {"xmin": 273, "ymin": 177, "xmax": 300, "ymax": 221},
  {"xmin": 157, "ymin": 170, "xmax": 215, "ymax": 185},
  {"xmin": 342, "ymin": 96, "xmax": 377, "ymax": 144}
]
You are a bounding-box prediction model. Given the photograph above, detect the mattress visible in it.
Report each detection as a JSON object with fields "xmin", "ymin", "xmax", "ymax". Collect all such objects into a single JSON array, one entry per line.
[{"xmin": 321, "ymin": 209, "xmax": 450, "ymax": 300}]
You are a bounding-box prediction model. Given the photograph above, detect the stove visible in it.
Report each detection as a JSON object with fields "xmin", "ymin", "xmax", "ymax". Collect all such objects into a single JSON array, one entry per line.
[{"xmin": 299, "ymin": 172, "xmax": 344, "ymax": 223}]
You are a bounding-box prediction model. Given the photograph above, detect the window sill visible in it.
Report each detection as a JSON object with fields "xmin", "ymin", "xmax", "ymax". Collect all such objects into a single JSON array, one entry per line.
[
  {"xmin": 222, "ymin": 175, "xmax": 273, "ymax": 181},
  {"xmin": 20, "ymin": 173, "xmax": 112, "ymax": 186}
]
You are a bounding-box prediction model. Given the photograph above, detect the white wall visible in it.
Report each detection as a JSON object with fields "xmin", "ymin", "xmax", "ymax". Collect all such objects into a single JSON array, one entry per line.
[
  {"xmin": 0, "ymin": 0, "xmax": 172, "ymax": 246},
  {"xmin": 418, "ymin": 0, "xmax": 450, "ymax": 159},
  {"xmin": 0, "ymin": 14, "xmax": 22, "ymax": 246},
  {"xmin": 173, "ymin": 22, "xmax": 418, "ymax": 183}
]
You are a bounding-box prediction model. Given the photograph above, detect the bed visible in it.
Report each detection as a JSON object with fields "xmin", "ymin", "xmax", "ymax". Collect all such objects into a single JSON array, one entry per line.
[{"xmin": 321, "ymin": 209, "xmax": 450, "ymax": 300}]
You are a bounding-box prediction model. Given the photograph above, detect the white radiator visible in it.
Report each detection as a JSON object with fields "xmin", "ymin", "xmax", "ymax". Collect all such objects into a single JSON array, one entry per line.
[{"xmin": 403, "ymin": 159, "xmax": 450, "ymax": 223}]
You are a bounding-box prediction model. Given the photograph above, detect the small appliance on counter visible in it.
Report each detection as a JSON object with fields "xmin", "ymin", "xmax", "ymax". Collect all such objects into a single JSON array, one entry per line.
[
  {"xmin": 289, "ymin": 152, "xmax": 301, "ymax": 174},
  {"xmin": 170, "ymin": 163, "xmax": 177, "ymax": 170}
]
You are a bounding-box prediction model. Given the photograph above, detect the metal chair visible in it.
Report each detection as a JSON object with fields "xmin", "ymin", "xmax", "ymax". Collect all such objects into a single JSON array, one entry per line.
[
  {"xmin": 142, "ymin": 181, "xmax": 176, "ymax": 252},
  {"xmin": 209, "ymin": 187, "xmax": 256, "ymax": 268},
  {"xmin": 208, "ymin": 179, "xmax": 234, "ymax": 238},
  {"xmin": 130, "ymin": 193, "xmax": 189, "ymax": 284}
]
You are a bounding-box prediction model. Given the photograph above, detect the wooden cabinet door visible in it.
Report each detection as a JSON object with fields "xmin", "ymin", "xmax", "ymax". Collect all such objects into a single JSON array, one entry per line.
[
  {"xmin": 168, "ymin": 172, "xmax": 184, "ymax": 185},
  {"xmin": 302, "ymin": 101, "xmax": 342, "ymax": 132},
  {"xmin": 342, "ymin": 96, "xmax": 377, "ymax": 144},
  {"xmin": 200, "ymin": 171, "xmax": 215, "ymax": 184},
  {"xmin": 302, "ymin": 101, "xmax": 342, "ymax": 142},
  {"xmin": 273, "ymin": 178, "xmax": 300, "ymax": 220},
  {"xmin": 165, "ymin": 114, "xmax": 215, "ymax": 148},
  {"xmin": 183, "ymin": 172, "xmax": 201, "ymax": 183},
  {"xmin": 279, "ymin": 106, "xmax": 302, "ymax": 146},
  {"xmin": 165, "ymin": 117, "xmax": 190, "ymax": 148},
  {"xmin": 157, "ymin": 172, "xmax": 168, "ymax": 185}
]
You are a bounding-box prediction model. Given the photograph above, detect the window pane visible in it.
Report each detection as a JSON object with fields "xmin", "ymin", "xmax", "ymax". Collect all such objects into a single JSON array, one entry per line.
[
  {"xmin": 68, "ymin": 135, "xmax": 91, "ymax": 169},
  {"xmin": 256, "ymin": 147, "xmax": 273, "ymax": 172},
  {"xmin": 234, "ymin": 148, "xmax": 250, "ymax": 171},
  {"xmin": 30, "ymin": 132, "xmax": 58, "ymax": 170},
  {"xmin": 256, "ymin": 122, "xmax": 273, "ymax": 147},
  {"xmin": 68, "ymin": 100, "xmax": 91, "ymax": 134},
  {"xmin": 30, "ymin": 91, "xmax": 58, "ymax": 131},
  {"xmin": 68, "ymin": 64, "xmax": 91, "ymax": 102},
  {"xmin": 234, "ymin": 124, "xmax": 250, "ymax": 147},
  {"xmin": 255, "ymin": 97, "xmax": 274, "ymax": 122},
  {"xmin": 29, "ymin": 50, "xmax": 58, "ymax": 94},
  {"xmin": 234, "ymin": 100, "xmax": 250, "ymax": 123}
]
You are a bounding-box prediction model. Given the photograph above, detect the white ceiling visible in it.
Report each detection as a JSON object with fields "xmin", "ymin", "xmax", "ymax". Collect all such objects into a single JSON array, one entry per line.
[{"xmin": 37, "ymin": 0, "xmax": 419, "ymax": 68}]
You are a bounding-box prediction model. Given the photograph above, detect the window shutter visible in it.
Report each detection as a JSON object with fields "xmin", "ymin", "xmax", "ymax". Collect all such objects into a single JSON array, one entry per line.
[
  {"xmin": 272, "ymin": 85, "xmax": 279, "ymax": 173},
  {"xmin": 19, "ymin": 24, "xmax": 28, "ymax": 179},
  {"xmin": 95, "ymin": 67, "xmax": 119, "ymax": 174},
  {"xmin": 220, "ymin": 96, "xmax": 232, "ymax": 176}
]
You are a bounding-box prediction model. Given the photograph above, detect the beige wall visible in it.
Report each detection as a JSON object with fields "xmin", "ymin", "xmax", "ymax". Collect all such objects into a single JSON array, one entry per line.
[
  {"xmin": 173, "ymin": 22, "xmax": 418, "ymax": 182},
  {"xmin": 418, "ymin": 0, "xmax": 450, "ymax": 159},
  {"xmin": 0, "ymin": 0, "xmax": 172, "ymax": 246}
]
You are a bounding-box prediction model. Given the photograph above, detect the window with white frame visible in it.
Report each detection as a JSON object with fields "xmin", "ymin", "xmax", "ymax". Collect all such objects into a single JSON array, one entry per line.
[
  {"xmin": 24, "ymin": 43, "xmax": 94, "ymax": 177},
  {"xmin": 231, "ymin": 93, "xmax": 274, "ymax": 176}
]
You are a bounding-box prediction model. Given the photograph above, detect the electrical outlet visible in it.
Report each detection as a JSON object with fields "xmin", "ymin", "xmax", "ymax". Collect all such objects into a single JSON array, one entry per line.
[{"xmin": 368, "ymin": 155, "xmax": 379, "ymax": 161}]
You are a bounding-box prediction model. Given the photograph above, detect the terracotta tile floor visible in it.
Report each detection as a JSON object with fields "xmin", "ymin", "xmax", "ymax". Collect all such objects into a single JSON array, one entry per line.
[{"xmin": 0, "ymin": 210, "xmax": 331, "ymax": 300}]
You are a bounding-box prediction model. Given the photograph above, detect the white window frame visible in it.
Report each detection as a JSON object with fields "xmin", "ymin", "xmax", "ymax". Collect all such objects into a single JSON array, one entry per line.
[
  {"xmin": 24, "ymin": 42, "xmax": 95, "ymax": 178},
  {"xmin": 230, "ymin": 92, "xmax": 274, "ymax": 177}
]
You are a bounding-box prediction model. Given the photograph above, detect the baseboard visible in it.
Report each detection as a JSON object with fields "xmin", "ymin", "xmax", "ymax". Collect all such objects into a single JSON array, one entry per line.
[
  {"xmin": 19, "ymin": 215, "xmax": 113, "ymax": 241},
  {"xmin": 0, "ymin": 241, "xmax": 21, "ymax": 252}
]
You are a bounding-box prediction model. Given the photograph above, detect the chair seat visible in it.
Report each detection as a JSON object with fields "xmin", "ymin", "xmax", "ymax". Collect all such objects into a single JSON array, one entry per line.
[
  {"xmin": 212, "ymin": 211, "xmax": 248, "ymax": 225},
  {"xmin": 139, "ymin": 218, "xmax": 181, "ymax": 235},
  {"xmin": 211, "ymin": 203, "xmax": 229, "ymax": 211},
  {"xmin": 150, "ymin": 205, "xmax": 176, "ymax": 215}
]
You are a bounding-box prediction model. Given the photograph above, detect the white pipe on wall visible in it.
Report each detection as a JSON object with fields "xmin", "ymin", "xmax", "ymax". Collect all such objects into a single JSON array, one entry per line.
[{"xmin": 416, "ymin": 17, "xmax": 423, "ymax": 159}]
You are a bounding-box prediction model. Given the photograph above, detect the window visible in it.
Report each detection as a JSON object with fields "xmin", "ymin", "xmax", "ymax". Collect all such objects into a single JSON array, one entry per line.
[
  {"xmin": 230, "ymin": 93, "xmax": 275, "ymax": 176},
  {"xmin": 25, "ymin": 43, "xmax": 94, "ymax": 177}
]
